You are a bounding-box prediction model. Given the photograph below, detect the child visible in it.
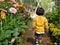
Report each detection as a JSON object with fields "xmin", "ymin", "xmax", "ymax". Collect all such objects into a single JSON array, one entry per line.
[{"xmin": 32, "ymin": 7, "xmax": 48, "ymax": 45}]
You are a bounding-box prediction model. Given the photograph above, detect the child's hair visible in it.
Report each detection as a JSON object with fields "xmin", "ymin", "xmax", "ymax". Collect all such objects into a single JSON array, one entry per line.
[{"xmin": 36, "ymin": 7, "xmax": 44, "ymax": 16}]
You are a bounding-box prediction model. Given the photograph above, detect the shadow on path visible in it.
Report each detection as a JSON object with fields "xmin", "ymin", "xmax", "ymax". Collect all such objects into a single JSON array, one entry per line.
[{"xmin": 27, "ymin": 37, "xmax": 35, "ymax": 45}]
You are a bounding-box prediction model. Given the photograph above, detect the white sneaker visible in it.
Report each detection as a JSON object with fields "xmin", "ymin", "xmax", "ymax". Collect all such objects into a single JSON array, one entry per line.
[
  {"xmin": 36, "ymin": 44, "xmax": 39, "ymax": 45},
  {"xmin": 36, "ymin": 41, "xmax": 38, "ymax": 43}
]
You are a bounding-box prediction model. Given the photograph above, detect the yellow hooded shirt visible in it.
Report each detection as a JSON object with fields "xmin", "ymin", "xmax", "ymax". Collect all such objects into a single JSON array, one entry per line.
[{"xmin": 32, "ymin": 16, "xmax": 48, "ymax": 33}]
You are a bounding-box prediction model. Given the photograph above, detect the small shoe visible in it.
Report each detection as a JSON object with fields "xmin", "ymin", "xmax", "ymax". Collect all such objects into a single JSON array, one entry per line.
[
  {"xmin": 36, "ymin": 41, "xmax": 38, "ymax": 43},
  {"xmin": 35, "ymin": 39, "xmax": 38, "ymax": 44},
  {"xmin": 35, "ymin": 43, "xmax": 39, "ymax": 45}
]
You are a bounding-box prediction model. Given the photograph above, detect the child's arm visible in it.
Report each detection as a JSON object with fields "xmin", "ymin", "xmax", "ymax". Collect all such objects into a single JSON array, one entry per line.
[
  {"xmin": 44, "ymin": 25, "xmax": 48, "ymax": 32},
  {"xmin": 44, "ymin": 18, "xmax": 48, "ymax": 32},
  {"xmin": 32, "ymin": 18, "xmax": 36, "ymax": 31}
]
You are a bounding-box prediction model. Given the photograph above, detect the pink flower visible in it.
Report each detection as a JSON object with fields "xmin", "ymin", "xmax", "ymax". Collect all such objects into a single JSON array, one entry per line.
[
  {"xmin": 11, "ymin": 0, "xmax": 16, "ymax": 3},
  {"xmin": 0, "ymin": 0, "xmax": 4, "ymax": 2},
  {"xmin": 9, "ymin": 7, "xmax": 17, "ymax": 14},
  {"xmin": 13, "ymin": 3, "xmax": 18, "ymax": 7}
]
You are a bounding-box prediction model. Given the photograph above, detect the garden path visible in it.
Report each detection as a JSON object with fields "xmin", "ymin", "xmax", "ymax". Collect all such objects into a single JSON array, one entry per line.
[{"xmin": 23, "ymin": 28, "xmax": 53, "ymax": 45}]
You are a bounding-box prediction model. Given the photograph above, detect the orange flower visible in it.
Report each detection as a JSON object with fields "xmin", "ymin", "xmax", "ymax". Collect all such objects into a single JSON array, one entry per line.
[
  {"xmin": 1, "ymin": 11, "xmax": 6, "ymax": 19},
  {"xmin": 17, "ymin": 5, "xmax": 23, "ymax": 8},
  {"xmin": 22, "ymin": 6, "xmax": 26, "ymax": 10},
  {"xmin": 17, "ymin": 5, "xmax": 26, "ymax": 10}
]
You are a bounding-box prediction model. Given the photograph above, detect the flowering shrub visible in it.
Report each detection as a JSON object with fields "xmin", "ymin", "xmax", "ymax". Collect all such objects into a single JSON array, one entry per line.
[
  {"xmin": 0, "ymin": 2, "xmax": 31, "ymax": 45},
  {"xmin": 45, "ymin": 7, "xmax": 60, "ymax": 42},
  {"xmin": 49, "ymin": 23, "xmax": 60, "ymax": 42}
]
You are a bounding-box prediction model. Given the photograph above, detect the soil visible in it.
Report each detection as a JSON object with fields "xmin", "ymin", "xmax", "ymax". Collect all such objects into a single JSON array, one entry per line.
[{"xmin": 23, "ymin": 28, "xmax": 53, "ymax": 45}]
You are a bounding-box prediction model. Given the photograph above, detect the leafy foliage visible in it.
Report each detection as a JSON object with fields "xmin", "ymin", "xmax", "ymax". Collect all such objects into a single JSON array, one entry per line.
[
  {"xmin": 45, "ymin": 7, "xmax": 60, "ymax": 29},
  {"xmin": 0, "ymin": 2, "xmax": 31, "ymax": 45},
  {"xmin": 45, "ymin": 7, "xmax": 60, "ymax": 42},
  {"xmin": 49, "ymin": 23, "xmax": 60, "ymax": 42}
]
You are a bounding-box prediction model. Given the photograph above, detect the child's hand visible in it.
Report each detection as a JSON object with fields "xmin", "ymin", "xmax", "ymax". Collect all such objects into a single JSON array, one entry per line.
[
  {"xmin": 46, "ymin": 29, "xmax": 48, "ymax": 32},
  {"xmin": 32, "ymin": 27, "xmax": 35, "ymax": 31}
]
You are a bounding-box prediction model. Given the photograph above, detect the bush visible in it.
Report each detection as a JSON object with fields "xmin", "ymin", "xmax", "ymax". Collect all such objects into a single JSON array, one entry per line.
[
  {"xmin": 0, "ymin": 2, "xmax": 31, "ymax": 45},
  {"xmin": 45, "ymin": 7, "xmax": 60, "ymax": 29},
  {"xmin": 45, "ymin": 7, "xmax": 60, "ymax": 42}
]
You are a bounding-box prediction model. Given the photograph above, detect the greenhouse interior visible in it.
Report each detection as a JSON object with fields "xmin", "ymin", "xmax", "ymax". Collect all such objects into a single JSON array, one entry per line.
[{"xmin": 0, "ymin": 0, "xmax": 60, "ymax": 45}]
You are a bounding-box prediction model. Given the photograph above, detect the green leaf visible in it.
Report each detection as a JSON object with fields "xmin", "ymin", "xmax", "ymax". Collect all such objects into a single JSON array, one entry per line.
[
  {"xmin": 18, "ymin": 37, "xmax": 23, "ymax": 45},
  {"xmin": 3, "ymin": 39, "xmax": 9, "ymax": 45},
  {"xmin": 13, "ymin": 28, "xmax": 19, "ymax": 37}
]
